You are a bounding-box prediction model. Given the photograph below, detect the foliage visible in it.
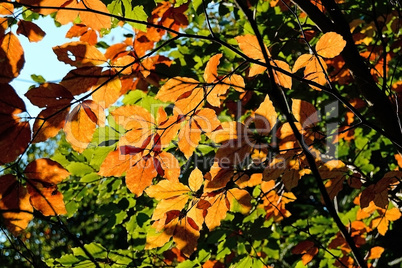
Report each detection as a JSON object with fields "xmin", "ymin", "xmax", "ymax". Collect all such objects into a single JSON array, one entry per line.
[{"xmin": 0, "ymin": 0, "xmax": 402, "ymax": 267}]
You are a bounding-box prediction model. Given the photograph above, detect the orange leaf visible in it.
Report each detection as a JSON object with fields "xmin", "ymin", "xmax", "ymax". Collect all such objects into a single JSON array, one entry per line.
[
  {"xmin": 0, "ymin": 32, "xmax": 25, "ymax": 83},
  {"xmin": 204, "ymin": 193, "xmax": 229, "ymax": 230},
  {"xmin": 98, "ymin": 149, "xmax": 140, "ymax": 177},
  {"xmin": 55, "ymin": 0, "xmax": 111, "ymax": 31},
  {"xmin": 292, "ymin": 99, "xmax": 319, "ymax": 128},
  {"xmin": 178, "ymin": 120, "xmax": 201, "ymax": 159},
  {"xmin": 254, "ymin": 95, "xmax": 277, "ymax": 135},
  {"xmin": 156, "ymin": 77, "xmax": 203, "ymax": 114},
  {"xmin": 0, "ymin": 175, "xmax": 33, "ymax": 234},
  {"xmin": 227, "ymin": 188, "xmax": 252, "ymax": 214},
  {"xmin": 26, "ymin": 181, "xmax": 67, "ymax": 216},
  {"xmin": 151, "ymin": 196, "xmax": 189, "ymax": 226},
  {"xmin": 204, "ymin": 54, "xmax": 222, "ymax": 83},
  {"xmin": 92, "ymin": 73, "xmax": 121, "ymax": 108},
  {"xmin": 155, "ymin": 151, "xmax": 181, "ymax": 182},
  {"xmin": 126, "ymin": 157, "xmax": 158, "ymax": 196},
  {"xmin": 235, "ymin": 34, "xmax": 270, "ymax": 62},
  {"xmin": 316, "ymin": 32, "xmax": 346, "ymax": 58},
  {"xmin": 32, "ymin": 107, "xmax": 70, "ymax": 143},
  {"xmin": 224, "ymin": 74, "xmax": 245, "ymax": 92},
  {"xmin": 145, "ymin": 180, "xmax": 190, "ymax": 200},
  {"xmin": 64, "ymin": 101, "xmax": 105, "ymax": 152},
  {"xmin": 24, "ymin": 158, "xmax": 70, "ymax": 185},
  {"xmin": 0, "ymin": 3, "xmax": 14, "ymax": 15},
  {"xmin": 16, "ymin": 20, "xmax": 46, "ymax": 42},
  {"xmin": 291, "ymin": 240, "xmax": 318, "ymax": 265},
  {"xmin": 53, "ymin": 41, "xmax": 106, "ymax": 67},
  {"xmin": 272, "ymin": 60, "xmax": 292, "ymax": 89},
  {"xmin": 367, "ymin": 246, "xmax": 384, "ymax": 260}
]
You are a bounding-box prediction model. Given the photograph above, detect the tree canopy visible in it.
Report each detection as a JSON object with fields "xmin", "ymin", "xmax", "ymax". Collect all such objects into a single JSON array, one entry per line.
[{"xmin": 0, "ymin": 0, "xmax": 402, "ymax": 267}]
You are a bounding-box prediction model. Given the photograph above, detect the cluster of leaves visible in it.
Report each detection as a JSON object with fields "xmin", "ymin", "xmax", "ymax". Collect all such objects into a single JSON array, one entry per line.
[{"xmin": 0, "ymin": 0, "xmax": 402, "ymax": 267}]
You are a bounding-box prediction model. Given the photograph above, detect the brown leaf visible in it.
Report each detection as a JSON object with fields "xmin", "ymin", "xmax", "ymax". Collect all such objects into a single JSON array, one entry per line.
[
  {"xmin": 17, "ymin": 20, "xmax": 46, "ymax": 42},
  {"xmin": 32, "ymin": 107, "xmax": 70, "ymax": 143},
  {"xmin": 25, "ymin": 83, "xmax": 74, "ymax": 108},
  {"xmin": 60, "ymin": 67, "xmax": 102, "ymax": 96},
  {"xmin": 53, "ymin": 41, "xmax": 106, "ymax": 67}
]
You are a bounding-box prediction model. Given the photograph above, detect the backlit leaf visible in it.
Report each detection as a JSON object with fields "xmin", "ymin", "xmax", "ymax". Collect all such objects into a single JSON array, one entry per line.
[
  {"xmin": 16, "ymin": 20, "xmax": 46, "ymax": 42},
  {"xmin": 24, "ymin": 158, "xmax": 70, "ymax": 185},
  {"xmin": 0, "ymin": 32, "xmax": 25, "ymax": 83},
  {"xmin": 126, "ymin": 157, "xmax": 158, "ymax": 196},
  {"xmin": 0, "ymin": 175, "xmax": 33, "ymax": 234},
  {"xmin": 145, "ymin": 180, "xmax": 190, "ymax": 200},
  {"xmin": 53, "ymin": 41, "xmax": 106, "ymax": 67},
  {"xmin": 316, "ymin": 32, "xmax": 346, "ymax": 58}
]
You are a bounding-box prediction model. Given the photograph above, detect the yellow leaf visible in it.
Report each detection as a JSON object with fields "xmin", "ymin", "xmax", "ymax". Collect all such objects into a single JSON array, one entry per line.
[
  {"xmin": 146, "ymin": 180, "xmax": 190, "ymax": 200},
  {"xmin": 254, "ymin": 95, "xmax": 277, "ymax": 134},
  {"xmin": 188, "ymin": 168, "xmax": 203, "ymax": 192}
]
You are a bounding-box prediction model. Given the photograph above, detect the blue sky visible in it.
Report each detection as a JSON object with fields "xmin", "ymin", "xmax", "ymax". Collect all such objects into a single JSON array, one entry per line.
[{"xmin": 10, "ymin": 16, "xmax": 73, "ymax": 116}]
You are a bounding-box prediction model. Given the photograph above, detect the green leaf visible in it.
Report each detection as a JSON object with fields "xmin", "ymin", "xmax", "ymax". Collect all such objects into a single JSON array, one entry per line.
[
  {"xmin": 122, "ymin": 1, "xmax": 147, "ymax": 31},
  {"xmin": 67, "ymin": 162, "xmax": 94, "ymax": 177},
  {"xmin": 31, "ymin": 74, "xmax": 46, "ymax": 84},
  {"xmin": 79, "ymin": 173, "xmax": 100, "ymax": 183}
]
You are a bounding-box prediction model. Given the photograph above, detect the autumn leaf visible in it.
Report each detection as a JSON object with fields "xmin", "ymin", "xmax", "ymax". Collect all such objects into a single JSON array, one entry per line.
[
  {"xmin": 156, "ymin": 77, "xmax": 203, "ymax": 115},
  {"xmin": 24, "ymin": 158, "xmax": 70, "ymax": 216},
  {"xmin": 0, "ymin": 175, "xmax": 33, "ymax": 234},
  {"xmin": 0, "ymin": 32, "xmax": 25, "ymax": 83},
  {"xmin": 55, "ymin": 0, "xmax": 111, "ymax": 31},
  {"xmin": 253, "ymin": 95, "xmax": 278, "ymax": 135},
  {"xmin": 178, "ymin": 108, "xmax": 221, "ymax": 158},
  {"xmin": 60, "ymin": 67, "xmax": 102, "ymax": 96},
  {"xmin": 125, "ymin": 157, "xmax": 158, "ymax": 196},
  {"xmin": 360, "ymin": 174, "xmax": 399, "ymax": 209},
  {"xmin": 371, "ymin": 208, "xmax": 401, "ymax": 235},
  {"xmin": 16, "ymin": 20, "xmax": 46, "ymax": 42},
  {"xmin": 0, "ymin": 84, "xmax": 31, "ymax": 163},
  {"xmin": 292, "ymin": 32, "xmax": 346, "ymax": 90},
  {"xmin": 291, "ymin": 240, "xmax": 319, "ymax": 265},
  {"xmin": 53, "ymin": 41, "xmax": 106, "ymax": 67},
  {"xmin": 64, "ymin": 100, "xmax": 105, "ymax": 153},
  {"xmin": 146, "ymin": 179, "xmax": 190, "ymax": 200},
  {"xmin": 66, "ymin": 24, "xmax": 98, "ymax": 45},
  {"xmin": 316, "ymin": 32, "xmax": 347, "ymax": 58},
  {"xmin": 203, "ymin": 54, "xmax": 246, "ymax": 106},
  {"xmin": 367, "ymin": 246, "xmax": 384, "ymax": 260},
  {"xmin": 260, "ymin": 180, "xmax": 296, "ymax": 222},
  {"xmin": 235, "ymin": 35, "xmax": 292, "ymax": 88},
  {"xmin": 319, "ymin": 160, "xmax": 349, "ymax": 200},
  {"xmin": 25, "ymin": 83, "xmax": 74, "ymax": 109}
]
